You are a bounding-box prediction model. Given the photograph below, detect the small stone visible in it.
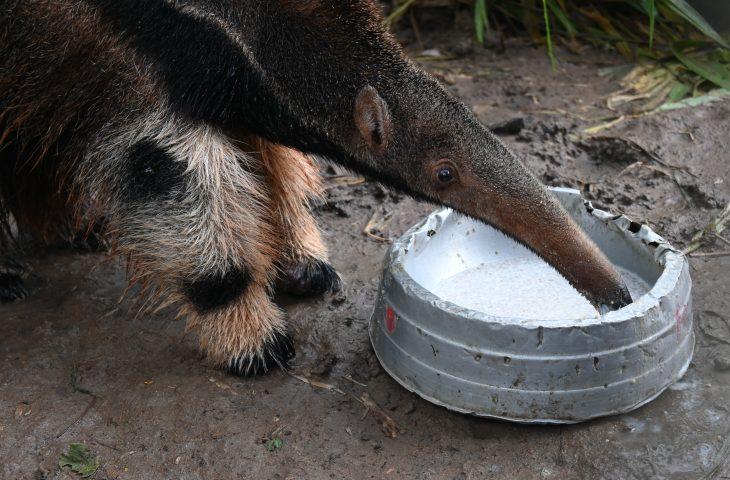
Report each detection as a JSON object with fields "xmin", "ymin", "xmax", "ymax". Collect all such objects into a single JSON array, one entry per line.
[
  {"xmin": 713, "ymin": 355, "xmax": 730, "ymax": 372},
  {"xmin": 488, "ymin": 117, "xmax": 525, "ymax": 136}
]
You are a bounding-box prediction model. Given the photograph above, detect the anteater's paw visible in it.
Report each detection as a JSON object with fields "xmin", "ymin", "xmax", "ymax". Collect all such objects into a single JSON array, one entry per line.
[
  {"xmin": 0, "ymin": 273, "xmax": 27, "ymax": 302},
  {"xmin": 276, "ymin": 258, "xmax": 341, "ymax": 297},
  {"xmin": 225, "ymin": 330, "xmax": 295, "ymax": 377}
]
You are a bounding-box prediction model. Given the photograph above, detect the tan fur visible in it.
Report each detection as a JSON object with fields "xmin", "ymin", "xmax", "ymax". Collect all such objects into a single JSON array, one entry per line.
[
  {"xmin": 255, "ymin": 137, "xmax": 327, "ymax": 264},
  {"xmin": 77, "ymin": 110, "xmax": 289, "ymax": 368},
  {"xmin": 184, "ymin": 283, "xmax": 285, "ymax": 367}
]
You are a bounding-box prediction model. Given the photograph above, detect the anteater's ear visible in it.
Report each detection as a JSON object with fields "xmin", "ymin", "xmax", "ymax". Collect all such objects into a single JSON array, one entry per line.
[{"xmin": 354, "ymin": 86, "xmax": 392, "ymax": 155}]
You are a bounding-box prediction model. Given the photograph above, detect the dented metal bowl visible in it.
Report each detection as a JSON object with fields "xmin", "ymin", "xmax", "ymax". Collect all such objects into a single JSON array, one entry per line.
[{"xmin": 369, "ymin": 187, "xmax": 693, "ymax": 423}]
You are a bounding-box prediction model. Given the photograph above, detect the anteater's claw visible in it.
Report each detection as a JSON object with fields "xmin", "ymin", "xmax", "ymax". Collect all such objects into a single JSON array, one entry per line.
[
  {"xmin": 225, "ymin": 331, "xmax": 295, "ymax": 377},
  {"xmin": 276, "ymin": 258, "xmax": 341, "ymax": 297}
]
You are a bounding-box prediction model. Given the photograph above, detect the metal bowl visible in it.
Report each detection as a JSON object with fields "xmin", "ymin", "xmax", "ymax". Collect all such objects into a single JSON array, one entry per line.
[{"xmin": 369, "ymin": 188, "xmax": 693, "ymax": 423}]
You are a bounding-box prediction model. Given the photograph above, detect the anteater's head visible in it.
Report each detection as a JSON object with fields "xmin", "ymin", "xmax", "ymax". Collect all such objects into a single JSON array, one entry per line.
[{"xmin": 241, "ymin": 0, "xmax": 633, "ymax": 310}]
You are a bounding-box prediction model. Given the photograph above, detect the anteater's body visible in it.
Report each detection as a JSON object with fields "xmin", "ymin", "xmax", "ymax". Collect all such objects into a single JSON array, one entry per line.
[{"xmin": 1, "ymin": 0, "xmax": 632, "ymax": 375}]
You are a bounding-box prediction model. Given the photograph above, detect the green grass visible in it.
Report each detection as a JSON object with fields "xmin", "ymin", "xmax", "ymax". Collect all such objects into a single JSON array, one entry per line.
[
  {"xmin": 265, "ymin": 437, "xmax": 283, "ymax": 452},
  {"xmin": 387, "ymin": 0, "xmax": 730, "ymax": 93}
]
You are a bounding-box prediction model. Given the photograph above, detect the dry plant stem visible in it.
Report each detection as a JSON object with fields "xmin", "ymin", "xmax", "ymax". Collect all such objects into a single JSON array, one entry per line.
[
  {"xmin": 363, "ymin": 210, "xmax": 393, "ymax": 243},
  {"xmin": 688, "ymin": 251, "xmax": 730, "ymax": 258},
  {"xmin": 683, "ymin": 204, "xmax": 730, "ymax": 255},
  {"xmin": 324, "ymin": 175, "xmax": 366, "ymax": 189},
  {"xmin": 289, "ymin": 373, "xmax": 399, "ymax": 438},
  {"xmin": 289, "ymin": 373, "xmax": 345, "ymax": 395},
  {"xmin": 56, "ymin": 395, "xmax": 98, "ymax": 439},
  {"xmin": 357, "ymin": 393, "xmax": 400, "ymax": 438}
]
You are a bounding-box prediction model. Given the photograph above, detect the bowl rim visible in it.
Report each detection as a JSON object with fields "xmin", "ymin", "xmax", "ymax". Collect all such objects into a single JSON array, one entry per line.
[{"xmin": 386, "ymin": 187, "xmax": 687, "ymax": 328}]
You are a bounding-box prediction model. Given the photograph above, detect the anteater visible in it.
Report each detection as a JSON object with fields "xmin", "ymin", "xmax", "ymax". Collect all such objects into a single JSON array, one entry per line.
[{"xmin": 0, "ymin": 0, "xmax": 632, "ymax": 375}]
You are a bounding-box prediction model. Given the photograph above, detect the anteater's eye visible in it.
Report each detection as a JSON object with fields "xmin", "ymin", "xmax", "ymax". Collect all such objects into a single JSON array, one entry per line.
[{"xmin": 437, "ymin": 165, "xmax": 455, "ymax": 183}]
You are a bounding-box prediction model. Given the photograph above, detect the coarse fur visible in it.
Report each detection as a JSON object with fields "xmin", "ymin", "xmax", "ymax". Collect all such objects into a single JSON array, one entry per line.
[{"xmin": 1, "ymin": 0, "xmax": 632, "ymax": 376}]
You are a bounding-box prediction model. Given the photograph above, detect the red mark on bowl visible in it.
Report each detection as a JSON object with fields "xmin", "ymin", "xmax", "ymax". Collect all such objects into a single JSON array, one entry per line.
[
  {"xmin": 675, "ymin": 301, "xmax": 687, "ymax": 341},
  {"xmin": 386, "ymin": 307, "xmax": 397, "ymax": 334}
]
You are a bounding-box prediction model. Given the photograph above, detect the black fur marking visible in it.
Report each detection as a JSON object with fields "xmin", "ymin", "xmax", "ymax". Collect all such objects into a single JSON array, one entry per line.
[
  {"xmin": 125, "ymin": 140, "xmax": 186, "ymax": 202},
  {"xmin": 82, "ymin": 0, "xmax": 244, "ymax": 127},
  {"xmin": 82, "ymin": 1, "xmax": 326, "ymax": 149},
  {"xmin": 226, "ymin": 330, "xmax": 295, "ymax": 377},
  {"xmin": 184, "ymin": 265, "xmax": 251, "ymax": 313},
  {"xmin": 276, "ymin": 258, "xmax": 341, "ymax": 297},
  {"xmin": 0, "ymin": 273, "xmax": 27, "ymax": 302}
]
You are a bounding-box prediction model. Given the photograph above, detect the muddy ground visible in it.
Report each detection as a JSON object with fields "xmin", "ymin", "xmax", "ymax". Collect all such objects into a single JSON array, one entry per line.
[{"xmin": 2, "ymin": 14, "xmax": 729, "ymax": 480}]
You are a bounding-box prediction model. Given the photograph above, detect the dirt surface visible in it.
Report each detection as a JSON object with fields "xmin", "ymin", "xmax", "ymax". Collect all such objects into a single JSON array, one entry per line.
[{"xmin": 2, "ymin": 16, "xmax": 729, "ymax": 480}]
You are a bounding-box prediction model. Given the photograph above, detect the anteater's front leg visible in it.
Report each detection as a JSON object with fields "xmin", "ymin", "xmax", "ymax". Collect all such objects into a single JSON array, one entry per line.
[
  {"xmin": 80, "ymin": 117, "xmax": 293, "ymax": 375},
  {"xmin": 255, "ymin": 139, "xmax": 341, "ymax": 297}
]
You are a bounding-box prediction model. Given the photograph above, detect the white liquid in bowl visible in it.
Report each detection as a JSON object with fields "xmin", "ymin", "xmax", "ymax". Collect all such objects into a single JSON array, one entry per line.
[{"xmin": 433, "ymin": 261, "xmax": 650, "ymax": 321}]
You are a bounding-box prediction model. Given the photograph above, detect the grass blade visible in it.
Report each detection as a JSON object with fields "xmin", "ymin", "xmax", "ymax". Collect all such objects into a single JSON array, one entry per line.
[
  {"xmin": 474, "ymin": 0, "xmax": 489, "ymax": 45},
  {"xmin": 542, "ymin": 0, "xmax": 557, "ymax": 70},
  {"xmin": 580, "ymin": 8, "xmax": 633, "ymax": 59},
  {"xmin": 660, "ymin": 0, "xmax": 729, "ymax": 49},
  {"xmin": 672, "ymin": 41, "xmax": 730, "ymax": 89},
  {"xmin": 648, "ymin": 0, "xmax": 656, "ymax": 48},
  {"xmin": 546, "ymin": 0, "xmax": 576, "ymax": 38},
  {"xmin": 386, "ymin": 0, "xmax": 416, "ymax": 27}
]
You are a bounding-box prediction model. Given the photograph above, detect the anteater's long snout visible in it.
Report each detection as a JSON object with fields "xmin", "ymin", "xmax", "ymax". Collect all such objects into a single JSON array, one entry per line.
[
  {"xmin": 491, "ymin": 188, "xmax": 632, "ymax": 311},
  {"xmin": 449, "ymin": 160, "xmax": 632, "ymax": 312}
]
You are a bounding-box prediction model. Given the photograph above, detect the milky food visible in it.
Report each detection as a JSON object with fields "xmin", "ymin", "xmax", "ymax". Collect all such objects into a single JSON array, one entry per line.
[
  {"xmin": 432, "ymin": 260, "xmax": 649, "ymax": 321},
  {"xmin": 404, "ymin": 212, "xmax": 651, "ymax": 323}
]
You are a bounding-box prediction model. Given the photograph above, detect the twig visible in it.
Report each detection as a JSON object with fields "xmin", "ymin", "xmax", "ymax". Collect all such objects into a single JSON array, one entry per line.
[
  {"xmin": 688, "ymin": 251, "xmax": 730, "ymax": 258},
  {"xmin": 363, "ymin": 211, "xmax": 393, "ymax": 243},
  {"xmin": 209, "ymin": 377, "xmax": 238, "ymax": 396},
  {"xmin": 583, "ymin": 115, "xmax": 627, "ymax": 135},
  {"xmin": 290, "ymin": 373, "xmax": 399, "ymax": 438},
  {"xmin": 56, "ymin": 395, "xmax": 97, "ymax": 439},
  {"xmin": 289, "ymin": 373, "xmax": 345, "ymax": 395},
  {"xmin": 617, "ymin": 161, "xmax": 644, "ymax": 177},
  {"xmin": 595, "ymin": 136, "xmax": 692, "ymax": 174},
  {"xmin": 324, "ymin": 175, "xmax": 366, "ymax": 189},
  {"xmin": 354, "ymin": 393, "xmax": 400, "ymax": 439},
  {"xmin": 670, "ymin": 130, "xmax": 697, "ymax": 144},
  {"xmin": 343, "ymin": 375, "xmax": 368, "ymax": 388}
]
